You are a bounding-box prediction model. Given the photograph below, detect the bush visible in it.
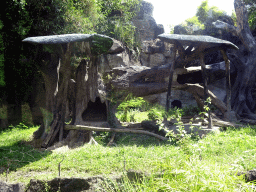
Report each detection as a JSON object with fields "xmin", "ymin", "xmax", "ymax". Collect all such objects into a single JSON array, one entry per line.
[
  {"xmin": 147, "ymin": 108, "xmax": 164, "ymax": 121},
  {"xmin": 182, "ymin": 105, "xmax": 201, "ymax": 116}
]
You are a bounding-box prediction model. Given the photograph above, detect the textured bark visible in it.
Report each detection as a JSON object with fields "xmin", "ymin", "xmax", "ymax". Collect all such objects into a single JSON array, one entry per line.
[
  {"xmin": 41, "ymin": 43, "xmax": 73, "ymax": 148},
  {"xmin": 213, "ymin": 0, "xmax": 256, "ymax": 119}
]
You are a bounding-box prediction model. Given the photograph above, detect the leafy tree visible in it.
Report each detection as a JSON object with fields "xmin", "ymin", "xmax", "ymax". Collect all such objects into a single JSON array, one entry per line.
[
  {"xmin": 244, "ymin": 0, "xmax": 256, "ymax": 29},
  {"xmin": 0, "ymin": 0, "xmax": 32, "ymax": 124},
  {"xmin": 96, "ymin": 0, "xmax": 140, "ymax": 50},
  {"xmin": 196, "ymin": 0, "xmax": 209, "ymax": 24}
]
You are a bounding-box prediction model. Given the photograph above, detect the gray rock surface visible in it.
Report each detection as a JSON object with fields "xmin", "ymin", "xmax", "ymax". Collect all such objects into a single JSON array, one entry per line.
[
  {"xmin": 149, "ymin": 53, "xmax": 166, "ymax": 67},
  {"xmin": 237, "ymin": 170, "xmax": 256, "ymax": 182},
  {"xmin": 133, "ymin": 1, "xmax": 164, "ymax": 42},
  {"xmin": 0, "ymin": 181, "xmax": 25, "ymax": 192},
  {"xmin": 140, "ymin": 39, "xmax": 173, "ymax": 67}
]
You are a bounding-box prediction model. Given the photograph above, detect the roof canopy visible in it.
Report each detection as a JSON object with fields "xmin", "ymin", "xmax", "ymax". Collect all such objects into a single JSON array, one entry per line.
[
  {"xmin": 23, "ymin": 34, "xmax": 114, "ymax": 55},
  {"xmin": 158, "ymin": 34, "xmax": 239, "ymax": 50},
  {"xmin": 23, "ymin": 34, "xmax": 110, "ymax": 44}
]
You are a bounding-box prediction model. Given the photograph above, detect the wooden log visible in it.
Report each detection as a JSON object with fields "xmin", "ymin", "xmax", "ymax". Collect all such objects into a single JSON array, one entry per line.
[
  {"xmin": 199, "ymin": 51, "xmax": 212, "ymax": 129},
  {"xmin": 65, "ymin": 125, "xmax": 168, "ymax": 141},
  {"xmin": 166, "ymin": 44, "xmax": 177, "ymax": 113},
  {"xmin": 220, "ymin": 49, "xmax": 231, "ymax": 114}
]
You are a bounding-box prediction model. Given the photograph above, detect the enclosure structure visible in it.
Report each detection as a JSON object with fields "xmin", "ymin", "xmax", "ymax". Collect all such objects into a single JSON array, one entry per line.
[
  {"xmin": 158, "ymin": 34, "xmax": 239, "ymax": 127},
  {"xmin": 106, "ymin": 34, "xmax": 239, "ymax": 128}
]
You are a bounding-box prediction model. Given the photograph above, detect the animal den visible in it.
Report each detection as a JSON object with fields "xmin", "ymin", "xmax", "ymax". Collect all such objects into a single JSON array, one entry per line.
[
  {"xmin": 107, "ymin": 34, "xmax": 239, "ymax": 129},
  {"xmin": 82, "ymin": 97, "xmax": 107, "ymax": 122}
]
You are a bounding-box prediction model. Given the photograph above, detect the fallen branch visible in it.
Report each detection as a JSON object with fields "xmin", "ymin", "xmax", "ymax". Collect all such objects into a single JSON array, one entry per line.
[{"xmin": 65, "ymin": 125, "xmax": 168, "ymax": 141}]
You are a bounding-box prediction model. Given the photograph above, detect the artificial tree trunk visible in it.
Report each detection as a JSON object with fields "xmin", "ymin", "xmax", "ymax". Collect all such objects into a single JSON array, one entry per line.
[
  {"xmin": 41, "ymin": 43, "xmax": 73, "ymax": 148},
  {"xmin": 22, "ymin": 34, "xmax": 114, "ymax": 148},
  {"xmin": 213, "ymin": 0, "xmax": 256, "ymax": 119}
]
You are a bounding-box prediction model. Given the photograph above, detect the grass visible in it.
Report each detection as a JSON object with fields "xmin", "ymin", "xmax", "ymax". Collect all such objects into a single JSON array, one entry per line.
[
  {"xmin": 1, "ymin": 125, "xmax": 256, "ymax": 191},
  {"xmin": 116, "ymin": 109, "xmax": 149, "ymax": 123}
]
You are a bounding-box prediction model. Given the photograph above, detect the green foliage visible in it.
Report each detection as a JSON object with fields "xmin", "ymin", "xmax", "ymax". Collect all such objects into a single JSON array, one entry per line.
[
  {"xmin": 196, "ymin": 0, "xmax": 209, "ymax": 24},
  {"xmin": 93, "ymin": 131, "xmax": 112, "ymax": 145},
  {"xmin": 117, "ymin": 95, "xmax": 146, "ymax": 122},
  {"xmin": 246, "ymin": 1, "xmax": 256, "ymax": 30},
  {"xmin": 96, "ymin": 0, "xmax": 140, "ymax": 50},
  {"xmin": 231, "ymin": 10, "xmax": 237, "ymax": 27},
  {"xmin": 177, "ymin": 0, "xmax": 227, "ymax": 35},
  {"xmin": 185, "ymin": 16, "xmax": 203, "ymax": 27},
  {"xmin": 182, "ymin": 105, "xmax": 201, "ymax": 116},
  {"xmin": 62, "ymin": 0, "xmax": 101, "ymax": 34},
  {"xmin": 196, "ymin": 0, "xmax": 226, "ymax": 24},
  {"xmin": 117, "ymin": 96, "xmax": 146, "ymax": 111},
  {"xmin": 147, "ymin": 108, "xmax": 165, "ymax": 121}
]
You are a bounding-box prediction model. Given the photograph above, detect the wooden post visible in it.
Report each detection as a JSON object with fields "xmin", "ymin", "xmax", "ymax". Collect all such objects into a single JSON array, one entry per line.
[
  {"xmin": 220, "ymin": 49, "xmax": 231, "ymax": 115},
  {"xmin": 166, "ymin": 44, "xmax": 177, "ymax": 114},
  {"xmin": 199, "ymin": 52, "xmax": 212, "ymax": 128}
]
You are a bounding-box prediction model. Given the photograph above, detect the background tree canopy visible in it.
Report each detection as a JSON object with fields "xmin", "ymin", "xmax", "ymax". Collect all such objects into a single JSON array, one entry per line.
[{"xmin": 171, "ymin": 0, "xmax": 256, "ymax": 34}]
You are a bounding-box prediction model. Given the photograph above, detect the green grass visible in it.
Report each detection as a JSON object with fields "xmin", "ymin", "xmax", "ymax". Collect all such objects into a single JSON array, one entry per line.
[
  {"xmin": 1, "ymin": 125, "xmax": 256, "ymax": 191},
  {"xmin": 116, "ymin": 109, "xmax": 149, "ymax": 123}
]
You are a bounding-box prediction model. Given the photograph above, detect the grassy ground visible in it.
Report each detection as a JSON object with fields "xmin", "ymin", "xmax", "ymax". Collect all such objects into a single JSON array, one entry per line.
[{"xmin": 1, "ymin": 124, "xmax": 256, "ymax": 191}]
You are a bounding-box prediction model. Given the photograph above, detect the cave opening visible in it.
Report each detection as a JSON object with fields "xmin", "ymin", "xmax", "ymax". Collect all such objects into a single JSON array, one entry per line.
[
  {"xmin": 82, "ymin": 97, "xmax": 107, "ymax": 122},
  {"xmin": 171, "ymin": 100, "xmax": 182, "ymax": 109}
]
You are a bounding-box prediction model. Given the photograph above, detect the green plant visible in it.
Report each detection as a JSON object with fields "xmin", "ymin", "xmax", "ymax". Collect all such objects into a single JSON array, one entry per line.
[
  {"xmin": 147, "ymin": 108, "xmax": 164, "ymax": 121},
  {"xmin": 199, "ymin": 97, "xmax": 212, "ymax": 123},
  {"xmin": 117, "ymin": 95, "xmax": 147, "ymax": 122},
  {"xmin": 196, "ymin": 0, "xmax": 209, "ymax": 24},
  {"xmin": 182, "ymin": 105, "xmax": 201, "ymax": 116},
  {"xmin": 185, "ymin": 16, "xmax": 205, "ymax": 31}
]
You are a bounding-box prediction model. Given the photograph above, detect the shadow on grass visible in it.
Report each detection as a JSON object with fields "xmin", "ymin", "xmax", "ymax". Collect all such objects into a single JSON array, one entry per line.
[
  {"xmin": 113, "ymin": 133, "xmax": 170, "ymax": 147},
  {"xmin": 0, "ymin": 138, "xmax": 52, "ymax": 174}
]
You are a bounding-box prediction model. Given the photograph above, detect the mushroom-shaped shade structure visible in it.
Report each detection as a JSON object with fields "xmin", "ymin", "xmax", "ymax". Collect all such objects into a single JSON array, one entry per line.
[
  {"xmin": 23, "ymin": 33, "xmax": 113, "ymax": 55},
  {"xmin": 158, "ymin": 34, "xmax": 238, "ymax": 50},
  {"xmin": 22, "ymin": 34, "xmax": 113, "ymax": 148}
]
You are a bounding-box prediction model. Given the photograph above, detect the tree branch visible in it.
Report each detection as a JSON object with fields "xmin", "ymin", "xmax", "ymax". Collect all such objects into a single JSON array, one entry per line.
[{"xmin": 65, "ymin": 125, "xmax": 168, "ymax": 141}]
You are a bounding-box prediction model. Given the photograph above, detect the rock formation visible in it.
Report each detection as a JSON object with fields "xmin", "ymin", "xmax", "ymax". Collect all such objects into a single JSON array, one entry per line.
[{"xmin": 133, "ymin": 1, "xmax": 164, "ymax": 42}]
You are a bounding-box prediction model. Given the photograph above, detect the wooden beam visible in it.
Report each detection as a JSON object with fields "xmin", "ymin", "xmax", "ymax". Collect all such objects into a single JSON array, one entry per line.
[
  {"xmin": 199, "ymin": 52, "xmax": 212, "ymax": 129},
  {"xmin": 65, "ymin": 125, "xmax": 168, "ymax": 141},
  {"xmin": 166, "ymin": 44, "xmax": 177, "ymax": 113},
  {"xmin": 220, "ymin": 49, "xmax": 231, "ymax": 114}
]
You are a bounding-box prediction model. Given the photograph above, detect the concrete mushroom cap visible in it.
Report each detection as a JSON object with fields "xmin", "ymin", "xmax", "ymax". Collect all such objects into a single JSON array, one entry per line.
[
  {"xmin": 158, "ymin": 33, "xmax": 239, "ymax": 50},
  {"xmin": 22, "ymin": 33, "xmax": 112, "ymax": 44}
]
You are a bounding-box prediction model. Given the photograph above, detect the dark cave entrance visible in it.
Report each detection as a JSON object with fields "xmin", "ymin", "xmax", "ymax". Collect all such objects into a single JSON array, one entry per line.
[
  {"xmin": 171, "ymin": 100, "xmax": 182, "ymax": 109},
  {"xmin": 82, "ymin": 97, "xmax": 107, "ymax": 122}
]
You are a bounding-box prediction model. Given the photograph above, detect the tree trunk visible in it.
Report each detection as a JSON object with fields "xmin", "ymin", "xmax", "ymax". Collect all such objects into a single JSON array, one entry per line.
[
  {"xmin": 213, "ymin": 0, "xmax": 256, "ymax": 119},
  {"xmin": 41, "ymin": 43, "xmax": 73, "ymax": 148}
]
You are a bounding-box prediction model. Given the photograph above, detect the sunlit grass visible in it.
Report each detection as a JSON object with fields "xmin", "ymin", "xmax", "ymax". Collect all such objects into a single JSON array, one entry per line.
[{"xmin": 1, "ymin": 125, "xmax": 256, "ymax": 191}]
